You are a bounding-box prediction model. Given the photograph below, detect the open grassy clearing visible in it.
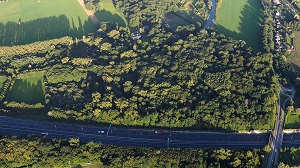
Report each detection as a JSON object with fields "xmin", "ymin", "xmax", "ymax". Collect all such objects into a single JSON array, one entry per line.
[
  {"xmin": 7, "ymin": 72, "xmax": 45, "ymax": 104},
  {"xmin": 0, "ymin": 76, "xmax": 8, "ymax": 94},
  {"xmin": 287, "ymin": 31, "xmax": 300, "ymax": 73},
  {"xmin": 285, "ymin": 112, "xmax": 300, "ymax": 129},
  {"xmin": 94, "ymin": 0, "xmax": 127, "ymax": 27},
  {"xmin": 214, "ymin": 0, "xmax": 263, "ymax": 51},
  {"xmin": 163, "ymin": 12, "xmax": 191, "ymax": 30},
  {"xmin": 0, "ymin": 0, "xmax": 96, "ymax": 46}
]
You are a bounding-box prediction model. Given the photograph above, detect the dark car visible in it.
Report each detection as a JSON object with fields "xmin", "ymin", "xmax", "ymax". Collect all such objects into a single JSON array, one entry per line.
[{"xmin": 155, "ymin": 130, "xmax": 164, "ymax": 134}]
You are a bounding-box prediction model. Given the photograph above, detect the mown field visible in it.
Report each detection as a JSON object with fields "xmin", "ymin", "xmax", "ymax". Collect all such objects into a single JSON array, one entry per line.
[
  {"xmin": 288, "ymin": 31, "xmax": 300, "ymax": 73},
  {"xmin": 285, "ymin": 113, "xmax": 300, "ymax": 128},
  {"xmin": 0, "ymin": 76, "xmax": 7, "ymax": 94},
  {"xmin": 94, "ymin": 0, "xmax": 127, "ymax": 27},
  {"xmin": 7, "ymin": 72, "xmax": 45, "ymax": 104},
  {"xmin": 214, "ymin": 0, "xmax": 263, "ymax": 51},
  {"xmin": 0, "ymin": 0, "xmax": 96, "ymax": 46}
]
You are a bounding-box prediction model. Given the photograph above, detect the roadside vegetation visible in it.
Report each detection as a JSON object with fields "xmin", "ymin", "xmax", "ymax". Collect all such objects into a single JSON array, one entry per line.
[
  {"xmin": 279, "ymin": 147, "xmax": 300, "ymax": 167},
  {"xmin": 0, "ymin": 135, "xmax": 265, "ymax": 167},
  {"xmin": 214, "ymin": 0, "xmax": 263, "ymax": 51}
]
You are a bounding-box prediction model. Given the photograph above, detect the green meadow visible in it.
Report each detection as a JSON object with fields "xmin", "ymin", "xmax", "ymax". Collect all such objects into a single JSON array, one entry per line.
[
  {"xmin": 0, "ymin": 76, "xmax": 8, "ymax": 94},
  {"xmin": 94, "ymin": 0, "xmax": 128, "ymax": 27},
  {"xmin": 0, "ymin": 0, "xmax": 96, "ymax": 45},
  {"xmin": 214, "ymin": 0, "xmax": 263, "ymax": 51},
  {"xmin": 285, "ymin": 113, "xmax": 300, "ymax": 129},
  {"xmin": 8, "ymin": 72, "xmax": 45, "ymax": 104}
]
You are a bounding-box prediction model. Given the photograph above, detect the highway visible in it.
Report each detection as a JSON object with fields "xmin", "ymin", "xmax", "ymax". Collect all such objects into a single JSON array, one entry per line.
[
  {"xmin": 267, "ymin": 86, "xmax": 295, "ymax": 168},
  {"xmin": 0, "ymin": 116, "xmax": 269, "ymax": 149},
  {"xmin": 2, "ymin": 115, "xmax": 300, "ymax": 150}
]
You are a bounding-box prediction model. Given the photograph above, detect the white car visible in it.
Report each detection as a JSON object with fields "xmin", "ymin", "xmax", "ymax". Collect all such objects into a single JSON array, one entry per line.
[{"xmin": 98, "ymin": 131, "xmax": 105, "ymax": 134}]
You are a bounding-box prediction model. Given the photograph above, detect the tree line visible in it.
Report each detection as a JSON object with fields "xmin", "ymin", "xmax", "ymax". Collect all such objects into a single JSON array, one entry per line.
[{"xmin": 0, "ymin": 135, "xmax": 265, "ymax": 167}]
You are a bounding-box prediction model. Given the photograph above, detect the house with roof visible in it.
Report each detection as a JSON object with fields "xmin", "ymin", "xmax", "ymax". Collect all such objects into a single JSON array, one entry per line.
[
  {"xmin": 273, "ymin": 0, "xmax": 281, "ymax": 5},
  {"xmin": 131, "ymin": 32, "xmax": 141, "ymax": 40}
]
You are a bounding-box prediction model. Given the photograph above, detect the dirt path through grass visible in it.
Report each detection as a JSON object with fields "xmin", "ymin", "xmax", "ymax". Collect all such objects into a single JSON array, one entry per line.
[{"xmin": 77, "ymin": 0, "xmax": 99, "ymax": 25}]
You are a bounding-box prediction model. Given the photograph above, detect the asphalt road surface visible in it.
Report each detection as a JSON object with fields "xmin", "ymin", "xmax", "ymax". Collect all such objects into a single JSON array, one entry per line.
[{"xmin": 0, "ymin": 116, "xmax": 269, "ymax": 149}]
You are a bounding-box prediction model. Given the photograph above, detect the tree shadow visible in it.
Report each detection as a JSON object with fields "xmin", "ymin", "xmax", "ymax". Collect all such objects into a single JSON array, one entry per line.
[
  {"xmin": 0, "ymin": 15, "xmax": 97, "ymax": 46},
  {"xmin": 94, "ymin": 9, "xmax": 126, "ymax": 27},
  {"xmin": 8, "ymin": 78, "xmax": 45, "ymax": 104},
  {"xmin": 238, "ymin": 2, "xmax": 263, "ymax": 52},
  {"xmin": 214, "ymin": 1, "xmax": 263, "ymax": 52}
]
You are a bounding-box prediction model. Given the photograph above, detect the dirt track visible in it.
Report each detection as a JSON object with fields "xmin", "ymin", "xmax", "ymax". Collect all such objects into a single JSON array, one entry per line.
[{"xmin": 77, "ymin": 0, "xmax": 100, "ymax": 25}]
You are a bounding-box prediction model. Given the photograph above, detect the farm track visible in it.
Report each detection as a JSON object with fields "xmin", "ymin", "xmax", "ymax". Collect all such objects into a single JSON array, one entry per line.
[{"xmin": 77, "ymin": 0, "xmax": 100, "ymax": 25}]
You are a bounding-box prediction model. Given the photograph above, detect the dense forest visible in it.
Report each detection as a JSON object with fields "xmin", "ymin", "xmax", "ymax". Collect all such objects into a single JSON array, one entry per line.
[
  {"xmin": 0, "ymin": 135, "xmax": 265, "ymax": 167},
  {"xmin": 0, "ymin": 21, "xmax": 278, "ymax": 131}
]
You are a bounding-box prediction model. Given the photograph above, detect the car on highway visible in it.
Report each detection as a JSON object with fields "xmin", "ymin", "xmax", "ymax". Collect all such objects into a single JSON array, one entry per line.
[
  {"xmin": 98, "ymin": 131, "xmax": 105, "ymax": 134},
  {"xmin": 40, "ymin": 132, "xmax": 48, "ymax": 135},
  {"xmin": 155, "ymin": 130, "xmax": 164, "ymax": 134}
]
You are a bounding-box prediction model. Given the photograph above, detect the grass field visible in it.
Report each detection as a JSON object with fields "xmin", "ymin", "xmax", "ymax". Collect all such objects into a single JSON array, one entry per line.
[
  {"xmin": 8, "ymin": 72, "xmax": 45, "ymax": 104},
  {"xmin": 214, "ymin": 0, "xmax": 263, "ymax": 51},
  {"xmin": 285, "ymin": 113, "xmax": 300, "ymax": 129},
  {"xmin": 0, "ymin": 76, "xmax": 8, "ymax": 94},
  {"xmin": 288, "ymin": 31, "xmax": 300, "ymax": 73},
  {"xmin": 94, "ymin": 0, "xmax": 127, "ymax": 27},
  {"xmin": 0, "ymin": 0, "xmax": 97, "ymax": 46}
]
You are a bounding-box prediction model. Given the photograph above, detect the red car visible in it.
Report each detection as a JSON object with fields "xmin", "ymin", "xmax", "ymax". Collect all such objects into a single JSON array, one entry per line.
[{"xmin": 155, "ymin": 130, "xmax": 164, "ymax": 134}]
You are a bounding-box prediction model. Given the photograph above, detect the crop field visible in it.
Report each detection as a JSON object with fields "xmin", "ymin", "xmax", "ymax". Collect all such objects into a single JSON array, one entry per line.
[
  {"xmin": 288, "ymin": 31, "xmax": 300, "ymax": 73},
  {"xmin": 7, "ymin": 72, "xmax": 45, "ymax": 104},
  {"xmin": 285, "ymin": 113, "xmax": 300, "ymax": 129},
  {"xmin": 94, "ymin": 0, "xmax": 127, "ymax": 27},
  {"xmin": 0, "ymin": 0, "xmax": 96, "ymax": 46},
  {"xmin": 0, "ymin": 76, "xmax": 7, "ymax": 94},
  {"xmin": 214, "ymin": 0, "xmax": 263, "ymax": 51}
]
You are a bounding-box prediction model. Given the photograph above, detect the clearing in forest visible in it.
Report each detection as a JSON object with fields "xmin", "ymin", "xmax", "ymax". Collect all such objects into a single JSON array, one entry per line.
[
  {"xmin": 285, "ymin": 112, "xmax": 300, "ymax": 129},
  {"xmin": 0, "ymin": 0, "xmax": 96, "ymax": 46},
  {"xmin": 214, "ymin": 0, "xmax": 263, "ymax": 51},
  {"xmin": 94, "ymin": 0, "xmax": 128, "ymax": 27},
  {"xmin": 7, "ymin": 72, "xmax": 45, "ymax": 104},
  {"xmin": 0, "ymin": 76, "xmax": 7, "ymax": 94},
  {"xmin": 163, "ymin": 12, "xmax": 191, "ymax": 30}
]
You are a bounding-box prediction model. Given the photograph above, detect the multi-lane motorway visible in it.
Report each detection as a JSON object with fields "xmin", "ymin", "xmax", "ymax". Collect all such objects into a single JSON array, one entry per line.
[
  {"xmin": 1, "ymin": 115, "xmax": 300, "ymax": 150},
  {"xmin": 267, "ymin": 86, "xmax": 296, "ymax": 168},
  {"xmin": 0, "ymin": 116, "xmax": 270, "ymax": 149}
]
